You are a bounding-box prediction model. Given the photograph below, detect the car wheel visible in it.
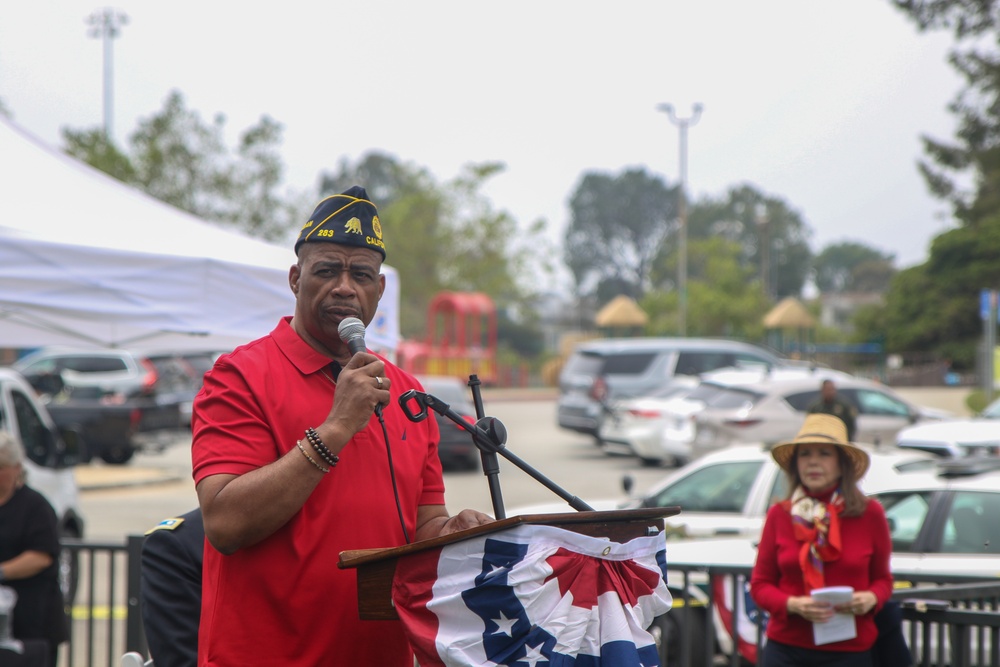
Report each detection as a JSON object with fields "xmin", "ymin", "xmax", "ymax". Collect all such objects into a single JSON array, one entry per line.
[
  {"xmin": 651, "ymin": 608, "xmax": 709, "ymax": 667},
  {"xmin": 100, "ymin": 441, "xmax": 135, "ymax": 465},
  {"xmin": 639, "ymin": 456, "xmax": 664, "ymax": 467}
]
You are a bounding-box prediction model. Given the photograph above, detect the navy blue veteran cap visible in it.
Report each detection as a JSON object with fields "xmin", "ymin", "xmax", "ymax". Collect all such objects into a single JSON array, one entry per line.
[{"xmin": 295, "ymin": 185, "xmax": 386, "ymax": 259}]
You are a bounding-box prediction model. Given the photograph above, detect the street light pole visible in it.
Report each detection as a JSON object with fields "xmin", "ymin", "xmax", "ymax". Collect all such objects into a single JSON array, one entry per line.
[
  {"xmin": 657, "ymin": 102, "xmax": 703, "ymax": 337},
  {"xmin": 755, "ymin": 203, "xmax": 771, "ymax": 300},
  {"xmin": 86, "ymin": 7, "xmax": 129, "ymax": 142}
]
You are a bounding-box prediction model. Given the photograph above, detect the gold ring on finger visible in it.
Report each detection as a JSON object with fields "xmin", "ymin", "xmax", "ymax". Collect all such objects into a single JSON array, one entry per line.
[{"xmin": 375, "ymin": 376, "xmax": 384, "ymax": 389}]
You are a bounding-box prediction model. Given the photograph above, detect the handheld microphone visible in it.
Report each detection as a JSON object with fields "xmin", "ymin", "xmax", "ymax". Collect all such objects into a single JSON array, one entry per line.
[
  {"xmin": 338, "ymin": 317, "xmax": 383, "ymax": 417},
  {"xmin": 338, "ymin": 317, "xmax": 368, "ymax": 356}
]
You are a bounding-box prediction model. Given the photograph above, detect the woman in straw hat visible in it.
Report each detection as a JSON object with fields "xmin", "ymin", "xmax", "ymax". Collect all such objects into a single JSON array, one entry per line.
[{"xmin": 749, "ymin": 413, "xmax": 893, "ymax": 667}]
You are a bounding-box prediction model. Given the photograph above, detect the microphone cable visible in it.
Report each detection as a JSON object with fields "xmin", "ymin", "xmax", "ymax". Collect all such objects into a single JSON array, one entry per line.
[{"xmin": 377, "ymin": 404, "xmax": 411, "ymax": 545}]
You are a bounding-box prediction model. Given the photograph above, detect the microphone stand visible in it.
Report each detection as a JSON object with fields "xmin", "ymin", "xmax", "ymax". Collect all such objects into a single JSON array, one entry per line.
[
  {"xmin": 467, "ymin": 375, "xmax": 506, "ymax": 519},
  {"xmin": 399, "ymin": 377, "xmax": 595, "ymax": 519}
]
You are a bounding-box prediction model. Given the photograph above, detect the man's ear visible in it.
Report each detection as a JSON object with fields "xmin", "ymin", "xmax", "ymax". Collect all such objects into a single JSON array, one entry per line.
[{"xmin": 289, "ymin": 263, "xmax": 301, "ymax": 295}]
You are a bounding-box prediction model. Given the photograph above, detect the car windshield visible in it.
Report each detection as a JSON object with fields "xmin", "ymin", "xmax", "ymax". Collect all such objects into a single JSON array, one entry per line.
[
  {"xmin": 600, "ymin": 352, "xmax": 657, "ymax": 376},
  {"xmin": 878, "ymin": 490, "xmax": 935, "ymax": 552},
  {"xmin": 644, "ymin": 460, "xmax": 763, "ymax": 513},
  {"xmin": 981, "ymin": 399, "xmax": 1000, "ymax": 419},
  {"xmin": 941, "ymin": 491, "xmax": 1000, "ymax": 554}
]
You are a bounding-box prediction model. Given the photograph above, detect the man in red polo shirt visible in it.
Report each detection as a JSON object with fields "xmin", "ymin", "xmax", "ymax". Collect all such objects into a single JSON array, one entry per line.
[{"xmin": 191, "ymin": 186, "xmax": 493, "ymax": 666}]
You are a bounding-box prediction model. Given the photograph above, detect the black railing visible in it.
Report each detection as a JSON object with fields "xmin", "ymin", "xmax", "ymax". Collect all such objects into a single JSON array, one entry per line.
[
  {"xmin": 57, "ymin": 536, "xmax": 145, "ymax": 667},
  {"xmin": 663, "ymin": 562, "xmax": 1000, "ymax": 667},
  {"xmin": 52, "ymin": 538, "xmax": 1000, "ymax": 667}
]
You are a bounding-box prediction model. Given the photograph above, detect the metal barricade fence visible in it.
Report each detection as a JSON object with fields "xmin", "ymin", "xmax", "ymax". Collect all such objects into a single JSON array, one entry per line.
[
  {"xmin": 662, "ymin": 563, "xmax": 1000, "ymax": 667},
  {"xmin": 58, "ymin": 536, "xmax": 145, "ymax": 667},
  {"xmin": 52, "ymin": 538, "xmax": 1000, "ymax": 667}
]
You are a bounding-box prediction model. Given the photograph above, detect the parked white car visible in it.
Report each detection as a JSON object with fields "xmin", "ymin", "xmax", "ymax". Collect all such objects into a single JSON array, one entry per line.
[
  {"xmin": 663, "ymin": 460, "xmax": 1000, "ymax": 662},
  {"xmin": 509, "ymin": 442, "xmax": 938, "ymax": 539},
  {"xmin": 596, "ymin": 377, "xmax": 699, "ymax": 465},
  {"xmin": 895, "ymin": 418, "xmax": 1000, "ymax": 458},
  {"xmin": 0, "ymin": 367, "xmax": 86, "ymax": 601}
]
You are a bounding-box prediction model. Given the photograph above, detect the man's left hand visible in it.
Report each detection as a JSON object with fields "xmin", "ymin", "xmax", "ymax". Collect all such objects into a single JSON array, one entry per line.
[{"xmin": 438, "ymin": 509, "xmax": 494, "ymax": 536}]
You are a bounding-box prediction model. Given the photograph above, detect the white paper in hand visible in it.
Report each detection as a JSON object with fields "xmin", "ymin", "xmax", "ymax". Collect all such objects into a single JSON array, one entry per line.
[{"xmin": 810, "ymin": 586, "xmax": 856, "ymax": 645}]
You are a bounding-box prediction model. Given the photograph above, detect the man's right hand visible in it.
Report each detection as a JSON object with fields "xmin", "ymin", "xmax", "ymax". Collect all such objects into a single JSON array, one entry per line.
[{"xmin": 318, "ymin": 353, "xmax": 390, "ymax": 446}]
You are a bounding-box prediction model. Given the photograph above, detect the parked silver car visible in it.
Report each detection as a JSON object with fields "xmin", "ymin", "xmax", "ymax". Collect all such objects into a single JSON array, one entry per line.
[
  {"xmin": 557, "ymin": 337, "xmax": 783, "ymax": 437},
  {"xmin": 599, "ymin": 367, "xmax": 852, "ymax": 466},
  {"xmin": 14, "ymin": 346, "xmax": 160, "ymax": 400},
  {"xmin": 678, "ymin": 375, "xmax": 952, "ymax": 461},
  {"xmin": 508, "ymin": 442, "xmax": 937, "ymax": 538}
]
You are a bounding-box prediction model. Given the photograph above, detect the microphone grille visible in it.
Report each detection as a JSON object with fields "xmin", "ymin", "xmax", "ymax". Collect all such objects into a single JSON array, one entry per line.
[{"xmin": 338, "ymin": 317, "xmax": 367, "ymax": 342}]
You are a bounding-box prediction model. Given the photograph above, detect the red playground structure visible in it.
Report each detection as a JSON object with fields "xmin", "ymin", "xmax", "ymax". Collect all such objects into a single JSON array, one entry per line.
[{"xmin": 396, "ymin": 291, "xmax": 498, "ymax": 384}]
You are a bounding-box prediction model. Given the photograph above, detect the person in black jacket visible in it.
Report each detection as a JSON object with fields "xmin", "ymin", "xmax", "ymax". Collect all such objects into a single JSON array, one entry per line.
[
  {"xmin": 139, "ymin": 509, "xmax": 203, "ymax": 667},
  {"xmin": 0, "ymin": 433, "xmax": 67, "ymax": 667},
  {"xmin": 808, "ymin": 379, "xmax": 858, "ymax": 442}
]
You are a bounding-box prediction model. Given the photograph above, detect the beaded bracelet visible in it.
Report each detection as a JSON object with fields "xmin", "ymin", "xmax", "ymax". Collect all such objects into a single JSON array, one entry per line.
[
  {"xmin": 296, "ymin": 440, "xmax": 329, "ymax": 474},
  {"xmin": 305, "ymin": 427, "xmax": 340, "ymax": 468}
]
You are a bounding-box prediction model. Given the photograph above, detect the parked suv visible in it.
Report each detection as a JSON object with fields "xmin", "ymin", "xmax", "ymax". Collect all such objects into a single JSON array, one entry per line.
[
  {"xmin": 556, "ymin": 337, "xmax": 783, "ymax": 437},
  {"xmin": 13, "ymin": 347, "xmax": 185, "ymax": 464},
  {"xmin": 0, "ymin": 367, "xmax": 85, "ymax": 601},
  {"xmin": 14, "ymin": 347, "xmax": 159, "ymax": 400}
]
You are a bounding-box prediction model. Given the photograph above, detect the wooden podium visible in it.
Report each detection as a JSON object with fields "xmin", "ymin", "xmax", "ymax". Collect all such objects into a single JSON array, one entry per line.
[{"xmin": 338, "ymin": 507, "xmax": 680, "ymax": 621}]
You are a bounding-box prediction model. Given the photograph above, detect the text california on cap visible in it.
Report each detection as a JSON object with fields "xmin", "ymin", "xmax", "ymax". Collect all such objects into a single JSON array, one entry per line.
[
  {"xmin": 294, "ymin": 185, "xmax": 386, "ymax": 259},
  {"xmin": 770, "ymin": 413, "xmax": 871, "ymax": 480}
]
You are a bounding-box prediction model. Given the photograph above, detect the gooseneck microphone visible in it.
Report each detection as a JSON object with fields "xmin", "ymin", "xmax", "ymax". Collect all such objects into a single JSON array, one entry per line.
[{"xmin": 338, "ymin": 317, "xmax": 368, "ymax": 356}]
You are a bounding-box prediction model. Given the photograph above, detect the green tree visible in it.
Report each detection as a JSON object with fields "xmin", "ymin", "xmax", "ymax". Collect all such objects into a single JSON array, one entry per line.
[
  {"xmin": 318, "ymin": 155, "xmax": 551, "ymax": 351},
  {"xmin": 63, "ymin": 90, "xmax": 302, "ymax": 242},
  {"xmin": 62, "ymin": 127, "xmax": 137, "ymax": 184},
  {"xmin": 813, "ymin": 242, "xmax": 896, "ymax": 293},
  {"xmin": 681, "ymin": 184, "xmax": 813, "ymax": 299},
  {"xmin": 878, "ymin": 218, "xmax": 1000, "ymax": 367},
  {"xmin": 564, "ymin": 167, "xmax": 678, "ymax": 300},
  {"xmin": 879, "ymin": 1, "xmax": 1000, "ymax": 365},
  {"xmin": 643, "ymin": 237, "xmax": 769, "ymax": 339}
]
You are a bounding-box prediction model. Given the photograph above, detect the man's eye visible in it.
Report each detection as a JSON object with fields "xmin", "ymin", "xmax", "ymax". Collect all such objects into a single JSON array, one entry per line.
[{"xmin": 353, "ymin": 271, "xmax": 374, "ymax": 282}]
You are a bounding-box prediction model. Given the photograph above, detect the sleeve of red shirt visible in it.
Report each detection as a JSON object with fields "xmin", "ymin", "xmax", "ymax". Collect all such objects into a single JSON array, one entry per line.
[
  {"xmin": 750, "ymin": 503, "xmax": 791, "ymax": 621},
  {"xmin": 866, "ymin": 498, "xmax": 894, "ymax": 612}
]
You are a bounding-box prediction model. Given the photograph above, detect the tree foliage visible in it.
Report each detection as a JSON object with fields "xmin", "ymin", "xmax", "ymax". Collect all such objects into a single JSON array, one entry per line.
[
  {"xmin": 812, "ymin": 242, "xmax": 896, "ymax": 293},
  {"xmin": 681, "ymin": 184, "xmax": 813, "ymax": 299},
  {"xmin": 642, "ymin": 237, "xmax": 769, "ymax": 339},
  {"xmin": 318, "ymin": 155, "xmax": 551, "ymax": 353},
  {"xmin": 63, "ymin": 90, "xmax": 303, "ymax": 242},
  {"xmin": 878, "ymin": 0, "xmax": 1000, "ymax": 366},
  {"xmin": 564, "ymin": 167, "xmax": 678, "ymax": 300}
]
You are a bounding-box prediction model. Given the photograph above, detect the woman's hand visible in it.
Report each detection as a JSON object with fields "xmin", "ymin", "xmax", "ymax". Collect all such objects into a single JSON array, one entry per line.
[
  {"xmin": 787, "ymin": 595, "xmax": 834, "ymax": 623},
  {"xmin": 834, "ymin": 590, "xmax": 878, "ymax": 616}
]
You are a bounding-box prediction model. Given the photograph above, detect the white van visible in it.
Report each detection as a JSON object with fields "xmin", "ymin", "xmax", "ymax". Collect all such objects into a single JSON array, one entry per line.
[{"xmin": 0, "ymin": 367, "xmax": 85, "ymax": 598}]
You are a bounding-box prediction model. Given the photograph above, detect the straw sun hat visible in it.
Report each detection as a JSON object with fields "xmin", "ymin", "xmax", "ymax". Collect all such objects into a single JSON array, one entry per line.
[{"xmin": 771, "ymin": 413, "xmax": 871, "ymax": 480}]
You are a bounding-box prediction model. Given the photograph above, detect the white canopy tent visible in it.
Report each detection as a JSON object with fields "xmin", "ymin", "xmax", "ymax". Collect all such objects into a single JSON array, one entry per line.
[{"xmin": 0, "ymin": 117, "xmax": 399, "ymax": 355}]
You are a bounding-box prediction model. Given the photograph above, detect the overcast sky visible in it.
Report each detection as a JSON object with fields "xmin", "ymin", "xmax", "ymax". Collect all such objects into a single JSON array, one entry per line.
[{"xmin": 0, "ymin": 1, "xmax": 964, "ymax": 280}]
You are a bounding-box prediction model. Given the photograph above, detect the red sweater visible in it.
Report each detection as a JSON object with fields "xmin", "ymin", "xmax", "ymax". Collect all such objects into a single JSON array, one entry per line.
[{"xmin": 750, "ymin": 496, "xmax": 893, "ymax": 652}]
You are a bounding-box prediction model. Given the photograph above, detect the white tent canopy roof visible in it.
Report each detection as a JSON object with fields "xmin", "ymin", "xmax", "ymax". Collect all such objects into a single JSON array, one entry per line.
[{"xmin": 0, "ymin": 117, "xmax": 399, "ymax": 354}]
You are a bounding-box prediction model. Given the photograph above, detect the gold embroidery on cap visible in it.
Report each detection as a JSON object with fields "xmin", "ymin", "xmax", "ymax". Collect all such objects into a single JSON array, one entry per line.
[
  {"xmin": 372, "ymin": 215, "xmax": 383, "ymax": 240},
  {"xmin": 345, "ymin": 216, "xmax": 363, "ymax": 234}
]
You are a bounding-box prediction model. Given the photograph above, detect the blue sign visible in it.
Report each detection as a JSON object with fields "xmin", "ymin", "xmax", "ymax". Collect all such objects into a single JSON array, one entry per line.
[{"xmin": 981, "ymin": 289, "xmax": 999, "ymax": 322}]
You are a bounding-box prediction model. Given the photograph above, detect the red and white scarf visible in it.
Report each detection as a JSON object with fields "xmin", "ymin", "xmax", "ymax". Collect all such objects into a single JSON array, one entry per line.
[{"xmin": 787, "ymin": 485, "xmax": 844, "ymax": 592}]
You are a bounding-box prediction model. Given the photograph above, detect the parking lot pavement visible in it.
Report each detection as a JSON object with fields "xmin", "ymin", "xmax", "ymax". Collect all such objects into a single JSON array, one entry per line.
[
  {"xmin": 75, "ymin": 462, "xmax": 185, "ymax": 491},
  {"xmin": 71, "ymin": 386, "xmax": 972, "ymax": 493}
]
